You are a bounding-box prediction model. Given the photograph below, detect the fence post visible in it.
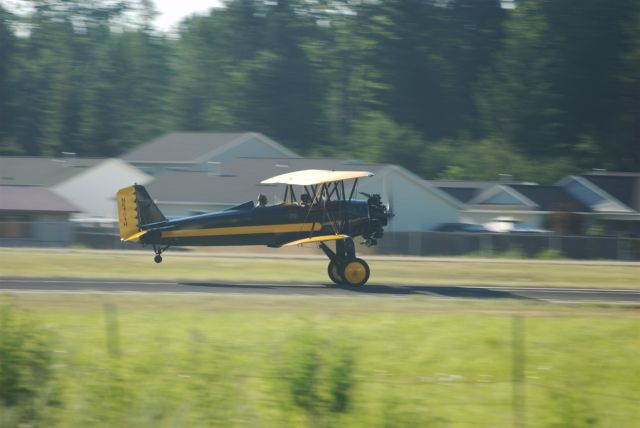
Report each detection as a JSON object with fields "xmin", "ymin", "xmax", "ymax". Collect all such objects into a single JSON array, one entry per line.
[{"xmin": 512, "ymin": 315, "xmax": 526, "ymax": 428}]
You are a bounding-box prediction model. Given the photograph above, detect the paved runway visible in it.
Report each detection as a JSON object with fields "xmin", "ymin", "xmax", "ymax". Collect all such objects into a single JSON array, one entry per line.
[{"xmin": 1, "ymin": 277, "xmax": 639, "ymax": 304}]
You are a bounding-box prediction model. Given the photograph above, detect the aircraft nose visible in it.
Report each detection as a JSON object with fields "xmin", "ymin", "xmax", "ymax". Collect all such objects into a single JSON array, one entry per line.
[{"xmin": 364, "ymin": 194, "xmax": 388, "ymax": 246}]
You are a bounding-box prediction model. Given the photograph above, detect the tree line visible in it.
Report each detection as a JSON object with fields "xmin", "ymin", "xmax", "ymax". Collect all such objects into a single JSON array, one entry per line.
[{"xmin": 0, "ymin": 0, "xmax": 638, "ymax": 183}]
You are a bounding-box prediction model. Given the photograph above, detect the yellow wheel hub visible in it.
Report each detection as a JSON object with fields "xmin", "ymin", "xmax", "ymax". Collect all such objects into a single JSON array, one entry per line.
[{"xmin": 344, "ymin": 261, "xmax": 367, "ymax": 285}]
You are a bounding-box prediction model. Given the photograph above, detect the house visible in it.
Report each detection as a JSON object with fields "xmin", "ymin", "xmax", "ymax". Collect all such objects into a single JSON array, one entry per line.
[
  {"xmin": 459, "ymin": 184, "xmax": 591, "ymax": 233},
  {"xmin": 0, "ymin": 185, "xmax": 79, "ymax": 246},
  {"xmin": 52, "ymin": 158, "xmax": 152, "ymax": 221},
  {"xmin": 144, "ymin": 157, "xmax": 465, "ymax": 232},
  {"xmin": 428, "ymin": 180, "xmax": 498, "ymax": 205},
  {"xmin": 122, "ymin": 132, "xmax": 299, "ymax": 176},
  {"xmin": 0, "ymin": 156, "xmax": 152, "ymax": 222},
  {"xmin": 558, "ymin": 172, "xmax": 640, "ymax": 235}
]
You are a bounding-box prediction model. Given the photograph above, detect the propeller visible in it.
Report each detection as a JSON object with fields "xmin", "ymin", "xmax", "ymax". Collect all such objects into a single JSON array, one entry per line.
[
  {"xmin": 385, "ymin": 189, "xmax": 395, "ymax": 222},
  {"xmin": 386, "ymin": 202, "xmax": 395, "ymax": 221},
  {"xmin": 361, "ymin": 191, "xmax": 392, "ymax": 247}
]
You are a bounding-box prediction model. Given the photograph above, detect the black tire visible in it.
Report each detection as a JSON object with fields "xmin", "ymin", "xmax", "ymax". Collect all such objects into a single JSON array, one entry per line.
[
  {"xmin": 341, "ymin": 258, "xmax": 370, "ymax": 287},
  {"xmin": 327, "ymin": 260, "xmax": 344, "ymax": 285},
  {"xmin": 154, "ymin": 255, "xmax": 162, "ymax": 264}
]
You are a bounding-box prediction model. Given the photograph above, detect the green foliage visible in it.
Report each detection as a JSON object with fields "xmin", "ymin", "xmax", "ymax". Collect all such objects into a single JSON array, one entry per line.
[
  {"xmin": 537, "ymin": 248, "xmax": 565, "ymax": 260},
  {"xmin": 0, "ymin": 293, "xmax": 638, "ymax": 427},
  {"xmin": 587, "ymin": 224, "xmax": 605, "ymax": 236},
  {"xmin": 465, "ymin": 247, "xmax": 526, "ymax": 259},
  {"xmin": 0, "ymin": 0, "xmax": 638, "ymax": 177},
  {"xmin": 0, "ymin": 304, "xmax": 60, "ymax": 426},
  {"xmin": 477, "ymin": 0, "xmax": 640, "ymax": 170},
  {"xmin": 285, "ymin": 327, "xmax": 356, "ymax": 423}
]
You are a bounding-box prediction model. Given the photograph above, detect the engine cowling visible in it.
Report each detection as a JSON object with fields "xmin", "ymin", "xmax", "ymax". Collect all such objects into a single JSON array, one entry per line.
[{"xmin": 363, "ymin": 194, "xmax": 389, "ymax": 246}]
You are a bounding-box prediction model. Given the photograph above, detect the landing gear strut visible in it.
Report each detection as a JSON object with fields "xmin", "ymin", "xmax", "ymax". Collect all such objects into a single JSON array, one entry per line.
[
  {"xmin": 320, "ymin": 238, "xmax": 370, "ymax": 287},
  {"xmin": 153, "ymin": 245, "xmax": 170, "ymax": 264}
]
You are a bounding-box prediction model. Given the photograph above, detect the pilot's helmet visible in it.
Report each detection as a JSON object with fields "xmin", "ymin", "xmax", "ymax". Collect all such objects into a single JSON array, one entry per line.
[{"xmin": 257, "ymin": 194, "xmax": 268, "ymax": 207}]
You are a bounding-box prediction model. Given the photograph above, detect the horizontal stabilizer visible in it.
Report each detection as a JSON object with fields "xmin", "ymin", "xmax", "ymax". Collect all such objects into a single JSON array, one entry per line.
[
  {"xmin": 282, "ymin": 234, "xmax": 349, "ymax": 247},
  {"xmin": 122, "ymin": 230, "xmax": 148, "ymax": 242}
]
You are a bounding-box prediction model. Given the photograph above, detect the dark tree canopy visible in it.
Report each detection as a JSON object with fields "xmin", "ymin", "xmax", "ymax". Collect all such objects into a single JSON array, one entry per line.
[{"xmin": 0, "ymin": 0, "xmax": 638, "ymax": 182}]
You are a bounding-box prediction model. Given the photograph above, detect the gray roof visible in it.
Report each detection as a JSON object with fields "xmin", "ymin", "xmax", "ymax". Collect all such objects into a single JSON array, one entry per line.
[
  {"xmin": 428, "ymin": 180, "xmax": 497, "ymax": 204},
  {"xmin": 0, "ymin": 185, "xmax": 80, "ymax": 212},
  {"xmin": 579, "ymin": 172, "xmax": 640, "ymax": 211},
  {"xmin": 0, "ymin": 157, "xmax": 103, "ymax": 186},
  {"xmin": 122, "ymin": 132, "xmax": 297, "ymax": 163},
  {"xmin": 146, "ymin": 157, "xmax": 388, "ymax": 204}
]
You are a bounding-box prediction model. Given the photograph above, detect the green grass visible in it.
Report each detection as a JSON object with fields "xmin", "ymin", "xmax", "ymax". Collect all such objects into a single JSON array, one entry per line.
[
  {"xmin": 1, "ymin": 293, "xmax": 639, "ymax": 428},
  {"xmin": 1, "ymin": 248, "xmax": 639, "ymax": 289}
]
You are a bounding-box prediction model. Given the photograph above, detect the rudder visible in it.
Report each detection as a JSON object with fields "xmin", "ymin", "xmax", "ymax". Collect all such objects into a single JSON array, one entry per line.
[{"xmin": 116, "ymin": 184, "xmax": 166, "ymax": 241}]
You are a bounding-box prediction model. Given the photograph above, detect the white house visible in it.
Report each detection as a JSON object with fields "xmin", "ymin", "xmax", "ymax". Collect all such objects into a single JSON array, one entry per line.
[
  {"xmin": 52, "ymin": 158, "xmax": 153, "ymax": 221},
  {"xmin": 557, "ymin": 172, "xmax": 640, "ymax": 234},
  {"xmin": 457, "ymin": 184, "xmax": 591, "ymax": 230}
]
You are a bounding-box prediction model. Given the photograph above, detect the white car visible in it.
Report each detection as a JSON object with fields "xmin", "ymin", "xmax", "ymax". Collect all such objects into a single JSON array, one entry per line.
[{"xmin": 484, "ymin": 217, "xmax": 551, "ymax": 233}]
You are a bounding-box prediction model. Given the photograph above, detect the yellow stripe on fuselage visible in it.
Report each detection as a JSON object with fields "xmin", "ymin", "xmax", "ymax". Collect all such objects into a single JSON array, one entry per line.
[{"xmin": 160, "ymin": 222, "xmax": 322, "ymax": 239}]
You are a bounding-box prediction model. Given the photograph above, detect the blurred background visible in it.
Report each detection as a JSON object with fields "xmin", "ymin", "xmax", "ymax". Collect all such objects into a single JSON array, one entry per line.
[
  {"xmin": 0, "ymin": 2, "xmax": 639, "ymax": 427},
  {"xmin": 0, "ymin": 0, "xmax": 639, "ymax": 259}
]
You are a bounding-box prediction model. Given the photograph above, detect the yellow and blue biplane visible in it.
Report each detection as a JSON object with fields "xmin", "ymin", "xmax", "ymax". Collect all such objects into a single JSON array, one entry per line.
[{"xmin": 116, "ymin": 169, "xmax": 390, "ymax": 286}]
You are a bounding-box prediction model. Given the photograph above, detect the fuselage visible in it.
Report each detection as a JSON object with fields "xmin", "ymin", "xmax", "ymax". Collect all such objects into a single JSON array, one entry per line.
[{"xmin": 138, "ymin": 199, "xmax": 371, "ymax": 247}]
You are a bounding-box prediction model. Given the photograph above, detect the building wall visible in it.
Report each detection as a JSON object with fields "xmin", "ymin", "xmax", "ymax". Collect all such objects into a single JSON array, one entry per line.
[
  {"xmin": 359, "ymin": 168, "xmax": 461, "ymax": 231},
  {"xmin": 0, "ymin": 212, "xmax": 73, "ymax": 246}
]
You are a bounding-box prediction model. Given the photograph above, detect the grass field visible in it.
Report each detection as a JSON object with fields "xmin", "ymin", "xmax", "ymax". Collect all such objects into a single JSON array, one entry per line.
[
  {"xmin": 1, "ymin": 249, "xmax": 639, "ymax": 427},
  {"xmin": 1, "ymin": 293, "xmax": 639, "ymax": 428},
  {"xmin": 1, "ymin": 248, "xmax": 639, "ymax": 289}
]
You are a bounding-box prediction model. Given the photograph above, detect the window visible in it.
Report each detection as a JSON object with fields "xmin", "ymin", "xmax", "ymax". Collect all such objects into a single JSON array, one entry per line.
[{"xmin": 0, "ymin": 215, "xmax": 32, "ymax": 238}]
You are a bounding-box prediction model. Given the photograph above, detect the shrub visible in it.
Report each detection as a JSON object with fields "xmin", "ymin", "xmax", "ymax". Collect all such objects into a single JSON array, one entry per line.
[
  {"xmin": 0, "ymin": 304, "xmax": 60, "ymax": 425},
  {"xmin": 285, "ymin": 328, "xmax": 357, "ymax": 422}
]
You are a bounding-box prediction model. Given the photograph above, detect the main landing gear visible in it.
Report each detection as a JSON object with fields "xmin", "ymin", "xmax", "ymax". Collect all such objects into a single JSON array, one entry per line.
[
  {"xmin": 152, "ymin": 245, "xmax": 170, "ymax": 264},
  {"xmin": 320, "ymin": 238, "xmax": 370, "ymax": 287}
]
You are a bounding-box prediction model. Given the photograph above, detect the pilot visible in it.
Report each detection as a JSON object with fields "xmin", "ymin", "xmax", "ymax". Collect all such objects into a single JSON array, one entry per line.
[
  {"xmin": 300, "ymin": 193, "xmax": 312, "ymax": 206},
  {"xmin": 256, "ymin": 194, "xmax": 268, "ymax": 208}
]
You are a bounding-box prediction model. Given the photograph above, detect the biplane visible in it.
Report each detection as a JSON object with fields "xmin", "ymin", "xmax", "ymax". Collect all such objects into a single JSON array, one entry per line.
[{"xmin": 116, "ymin": 170, "xmax": 390, "ymax": 286}]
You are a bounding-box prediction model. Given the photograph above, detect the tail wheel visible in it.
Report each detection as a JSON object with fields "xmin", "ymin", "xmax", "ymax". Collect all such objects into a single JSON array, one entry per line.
[
  {"xmin": 341, "ymin": 258, "xmax": 370, "ymax": 287},
  {"xmin": 327, "ymin": 260, "xmax": 344, "ymax": 285}
]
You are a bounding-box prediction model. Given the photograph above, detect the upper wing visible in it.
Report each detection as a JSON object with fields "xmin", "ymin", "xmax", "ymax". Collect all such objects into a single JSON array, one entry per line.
[
  {"xmin": 261, "ymin": 170, "xmax": 373, "ymax": 186},
  {"xmin": 281, "ymin": 234, "xmax": 349, "ymax": 247}
]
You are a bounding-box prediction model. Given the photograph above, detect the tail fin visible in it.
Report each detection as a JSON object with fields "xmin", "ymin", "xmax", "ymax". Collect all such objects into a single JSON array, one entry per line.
[{"xmin": 116, "ymin": 184, "xmax": 166, "ymax": 241}]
